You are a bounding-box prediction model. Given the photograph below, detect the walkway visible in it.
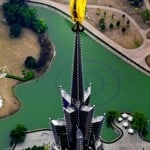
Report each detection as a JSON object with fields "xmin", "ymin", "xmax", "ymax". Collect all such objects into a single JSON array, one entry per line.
[
  {"xmin": 13, "ymin": 130, "xmax": 55, "ymax": 150},
  {"xmin": 29, "ymin": 0, "xmax": 150, "ymax": 75},
  {"xmin": 104, "ymin": 120, "xmax": 150, "ymax": 150}
]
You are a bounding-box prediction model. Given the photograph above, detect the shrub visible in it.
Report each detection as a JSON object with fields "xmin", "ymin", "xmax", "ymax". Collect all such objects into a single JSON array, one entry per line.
[
  {"xmin": 122, "ymin": 14, "xmax": 125, "ymax": 18},
  {"xmin": 122, "ymin": 27, "xmax": 126, "ymax": 34},
  {"xmin": 24, "ymin": 71, "xmax": 35, "ymax": 80},
  {"xmin": 25, "ymin": 145, "xmax": 45, "ymax": 150},
  {"xmin": 134, "ymin": 39, "xmax": 143, "ymax": 48},
  {"xmin": 25, "ymin": 56, "xmax": 37, "ymax": 69},
  {"xmin": 36, "ymin": 34, "xmax": 52, "ymax": 71},
  {"xmin": 31, "ymin": 19, "xmax": 48, "ymax": 33},
  {"xmin": 10, "ymin": 23, "xmax": 22, "ymax": 38},
  {"xmin": 6, "ymin": 71, "xmax": 35, "ymax": 81},
  {"xmin": 116, "ymin": 20, "xmax": 121, "ymax": 28}
]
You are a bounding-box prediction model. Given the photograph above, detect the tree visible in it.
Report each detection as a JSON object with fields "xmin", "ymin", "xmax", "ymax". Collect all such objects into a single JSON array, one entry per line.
[
  {"xmin": 122, "ymin": 14, "xmax": 125, "ymax": 19},
  {"xmin": 127, "ymin": 20, "xmax": 130, "ymax": 26},
  {"xmin": 109, "ymin": 23, "xmax": 114, "ymax": 29},
  {"xmin": 25, "ymin": 56, "xmax": 37, "ymax": 69},
  {"xmin": 99, "ymin": 18, "xmax": 106, "ymax": 32},
  {"xmin": 131, "ymin": 111, "xmax": 148, "ymax": 133},
  {"xmin": 17, "ymin": 6, "xmax": 37, "ymax": 27},
  {"xmin": 104, "ymin": 11, "xmax": 106, "ymax": 17},
  {"xmin": 116, "ymin": 20, "xmax": 121, "ymax": 28},
  {"xmin": 122, "ymin": 27, "xmax": 126, "ymax": 34},
  {"xmin": 142, "ymin": 9, "xmax": 150, "ymax": 24},
  {"xmin": 2, "ymin": 2, "xmax": 19, "ymax": 24},
  {"xmin": 10, "ymin": 23, "xmax": 22, "ymax": 38},
  {"xmin": 106, "ymin": 110, "xmax": 120, "ymax": 127},
  {"xmin": 10, "ymin": 124, "xmax": 27, "ymax": 144}
]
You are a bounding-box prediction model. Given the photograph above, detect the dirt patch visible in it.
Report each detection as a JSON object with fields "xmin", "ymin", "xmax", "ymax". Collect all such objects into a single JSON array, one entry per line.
[
  {"xmin": 0, "ymin": 9, "xmax": 40, "ymax": 118},
  {"xmin": 86, "ymin": 8, "xmax": 143, "ymax": 49},
  {"xmin": 87, "ymin": 0, "xmax": 149, "ymax": 29}
]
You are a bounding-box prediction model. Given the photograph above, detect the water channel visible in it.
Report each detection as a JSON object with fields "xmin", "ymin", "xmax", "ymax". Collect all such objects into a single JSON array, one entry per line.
[{"xmin": 1, "ymin": 4, "xmax": 150, "ymax": 149}]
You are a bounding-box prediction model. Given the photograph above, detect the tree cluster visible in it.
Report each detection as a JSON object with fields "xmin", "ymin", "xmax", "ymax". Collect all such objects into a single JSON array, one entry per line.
[
  {"xmin": 2, "ymin": 0, "xmax": 47, "ymax": 37},
  {"xmin": 10, "ymin": 124, "xmax": 27, "ymax": 145},
  {"xmin": 128, "ymin": 0, "xmax": 144, "ymax": 8},
  {"xmin": 24, "ymin": 33, "xmax": 53, "ymax": 72}
]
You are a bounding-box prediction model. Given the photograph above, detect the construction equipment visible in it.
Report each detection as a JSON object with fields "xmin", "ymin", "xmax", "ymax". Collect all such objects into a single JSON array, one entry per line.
[{"xmin": 70, "ymin": 0, "xmax": 87, "ymax": 24}]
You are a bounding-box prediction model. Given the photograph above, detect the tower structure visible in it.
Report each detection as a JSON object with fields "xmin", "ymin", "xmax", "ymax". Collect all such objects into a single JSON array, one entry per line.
[{"xmin": 50, "ymin": 23, "xmax": 104, "ymax": 150}]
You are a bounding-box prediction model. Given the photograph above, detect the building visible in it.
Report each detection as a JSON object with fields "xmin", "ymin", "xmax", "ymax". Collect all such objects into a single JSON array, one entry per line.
[{"xmin": 50, "ymin": 23, "xmax": 104, "ymax": 150}]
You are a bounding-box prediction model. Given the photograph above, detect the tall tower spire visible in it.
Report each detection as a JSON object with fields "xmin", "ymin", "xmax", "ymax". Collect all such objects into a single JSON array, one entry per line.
[
  {"xmin": 71, "ymin": 23, "xmax": 84, "ymax": 108},
  {"xmin": 50, "ymin": 23, "xmax": 104, "ymax": 149}
]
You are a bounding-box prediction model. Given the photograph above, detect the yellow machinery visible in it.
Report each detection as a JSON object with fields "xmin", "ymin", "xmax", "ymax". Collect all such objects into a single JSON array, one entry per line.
[{"xmin": 70, "ymin": 0, "xmax": 87, "ymax": 24}]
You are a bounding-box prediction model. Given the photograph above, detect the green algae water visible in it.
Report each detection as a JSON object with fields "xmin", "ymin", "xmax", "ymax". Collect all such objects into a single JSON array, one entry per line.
[{"xmin": 1, "ymin": 4, "xmax": 150, "ymax": 149}]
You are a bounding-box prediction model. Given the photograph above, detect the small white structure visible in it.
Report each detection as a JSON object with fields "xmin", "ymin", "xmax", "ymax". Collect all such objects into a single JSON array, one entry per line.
[
  {"xmin": 122, "ymin": 113, "xmax": 128, "ymax": 119},
  {"xmin": 118, "ymin": 117, "xmax": 123, "ymax": 123},
  {"xmin": 0, "ymin": 96, "xmax": 3, "ymax": 108},
  {"xmin": 128, "ymin": 128, "xmax": 134, "ymax": 134},
  {"xmin": 0, "ymin": 73, "xmax": 7, "ymax": 79},
  {"xmin": 123, "ymin": 122, "xmax": 129, "ymax": 128},
  {"xmin": 128, "ymin": 116, "xmax": 133, "ymax": 122}
]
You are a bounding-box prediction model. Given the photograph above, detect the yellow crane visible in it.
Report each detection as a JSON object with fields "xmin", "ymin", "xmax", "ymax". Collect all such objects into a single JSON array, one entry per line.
[{"xmin": 70, "ymin": 0, "xmax": 87, "ymax": 24}]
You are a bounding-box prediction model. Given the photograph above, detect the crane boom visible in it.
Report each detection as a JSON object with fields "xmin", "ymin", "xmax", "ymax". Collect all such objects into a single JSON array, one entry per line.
[{"xmin": 70, "ymin": 0, "xmax": 87, "ymax": 24}]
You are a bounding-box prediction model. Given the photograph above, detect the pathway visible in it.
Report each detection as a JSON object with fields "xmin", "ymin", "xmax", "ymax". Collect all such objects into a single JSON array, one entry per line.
[{"xmin": 29, "ymin": 0, "xmax": 150, "ymax": 75}]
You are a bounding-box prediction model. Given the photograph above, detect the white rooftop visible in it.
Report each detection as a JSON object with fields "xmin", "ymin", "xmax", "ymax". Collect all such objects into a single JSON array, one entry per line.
[
  {"xmin": 81, "ymin": 105, "xmax": 93, "ymax": 112},
  {"xmin": 128, "ymin": 116, "xmax": 133, "ymax": 122},
  {"xmin": 84, "ymin": 85, "xmax": 91, "ymax": 102},
  {"xmin": 51, "ymin": 119, "xmax": 66, "ymax": 126},
  {"xmin": 64, "ymin": 106, "xmax": 75, "ymax": 113},
  {"xmin": 92, "ymin": 116, "xmax": 104, "ymax": 123},
  {"xmin": 128, "ymin": 128, "xmax": 134, "ymax": 134},
  {"xmin": 123, "ymin": 122, "xmax": 129, "ymax": 127}
]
